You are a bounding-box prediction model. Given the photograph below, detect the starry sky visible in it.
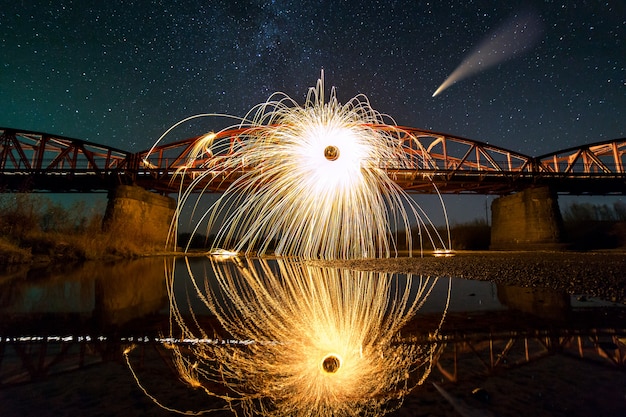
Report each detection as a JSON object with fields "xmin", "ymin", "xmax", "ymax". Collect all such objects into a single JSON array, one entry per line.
[{"xmin": 1, "ymin": 1, "xmax": 625, "ymax": 221}]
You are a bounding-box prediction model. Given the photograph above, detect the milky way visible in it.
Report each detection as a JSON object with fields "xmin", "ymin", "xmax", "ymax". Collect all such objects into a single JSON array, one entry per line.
[{"xmin": 1, "ymin": 1, "xmax": 624, "ymax": 220}]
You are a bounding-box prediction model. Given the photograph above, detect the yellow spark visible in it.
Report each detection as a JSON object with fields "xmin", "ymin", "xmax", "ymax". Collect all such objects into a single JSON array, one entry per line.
[
  {"xmin": 174, "ymin": 73, "xmax": 448, "ymax": 259},
  {"xmin": 149, "ymin": 257, "xmax": 447, "ymax": 417},
  {"xmin": 433, "ymin": 249, "xmax": 456, "ymax": 257},
  {"xmin": 208, "ymin": 248, "xmax": 240, "ymax": 261}
]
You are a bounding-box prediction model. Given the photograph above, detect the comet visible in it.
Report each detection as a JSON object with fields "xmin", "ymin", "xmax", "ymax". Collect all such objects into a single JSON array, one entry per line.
[{"xmin": 432, "ymin": 9, "xmax": 543, "ymax": 97}]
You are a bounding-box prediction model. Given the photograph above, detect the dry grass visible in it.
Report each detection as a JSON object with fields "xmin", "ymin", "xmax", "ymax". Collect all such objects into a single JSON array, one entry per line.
[
  {"xmin": 0, "ymin": 237, "xmax": 32, "ymax": 264},
  {"xmin": 0, "ymin": 194, "xmax": 170, "ymax": 264}
]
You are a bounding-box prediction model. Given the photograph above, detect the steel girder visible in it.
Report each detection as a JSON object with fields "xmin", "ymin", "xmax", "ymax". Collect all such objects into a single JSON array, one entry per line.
[
  {"xmin": 1, "ymin": 126, "xmax": 625, "ymax": 194},
  {"xmin": 0, "ymin": 128, "xmax": 133, "ymax": 192}
]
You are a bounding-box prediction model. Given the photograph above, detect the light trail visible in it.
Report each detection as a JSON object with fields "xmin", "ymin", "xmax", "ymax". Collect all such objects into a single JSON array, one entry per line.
[
  {"xmin": 131, "ymin": 75, "xmax": 453, "ymax": 416},
  {"xmin": 124, "ymin": 257, "xmax": 449, "ymax": 417},
  {"xmin": 432, "ymin": 9, "xmax": 543, "ymax": 97},
  {"xmin": 169, "ymin": 73, "xmax": 450, "ymax": 259}
]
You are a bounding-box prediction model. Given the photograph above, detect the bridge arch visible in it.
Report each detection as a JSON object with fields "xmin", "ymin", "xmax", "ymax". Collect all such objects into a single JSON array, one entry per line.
[
  {"xmin": 535, "ymin": 138, "xmax": 626, "ymax": 174},
  {"xmin": 0, "ymin": 127, "xmax": 132, "ymax": 192},
  {"xmin": 2, "ymin": 126, "xmax": 625, "ymax": 196}
]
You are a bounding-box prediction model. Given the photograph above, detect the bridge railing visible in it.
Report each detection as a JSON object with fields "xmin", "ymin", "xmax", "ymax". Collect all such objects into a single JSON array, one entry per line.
[
  {"xmin": 2, "ymin": 126, "xmax": 626, "ymax": 194},
  {"xmin": 0, "ymin": 128, "xmax": 131, "ymax": 172},
  {"xmin": 535, "ymin": 139, "xmax": 626, "ymax": 174}
]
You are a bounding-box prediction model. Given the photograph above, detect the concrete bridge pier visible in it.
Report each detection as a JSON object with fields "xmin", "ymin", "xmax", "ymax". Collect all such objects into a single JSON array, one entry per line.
[
  {"xmin": 490, "ymin": 186, "xmax": 564, "ymax": 250},
  {"xmin": 103, "ymin": 185, "xmax": 176, "ymax": 250}
]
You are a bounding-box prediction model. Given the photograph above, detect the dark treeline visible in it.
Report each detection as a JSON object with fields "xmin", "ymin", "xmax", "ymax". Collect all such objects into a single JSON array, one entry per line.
[
  {"xmin": 177, "ymin": 232, "xmax": 214, "ymax": 249},
  {"xmin": 561, "ymin": 201, "xmax": 626, "ymax": 250},
  {"xmin": 0, "ymin": 194, "xmax": 100, "ymax": 263},
  {"xmin": 443, "ymin": 219, "xmax": 491, "ymax": 250},
  {"xmin": 406, "ymin": 201, "xmax": 626, "ymax": 252},
  {"xmin": 1, "ymin": 195, "xmax": 624, "ymax": 264},
  {"xmin": 562, "ymin": 201, "xmax": 626, "ymax": 222},
  {"xmin": 167, "ymin": 201, "xmax": 626, "ymax": 253},
  {"xmin": 444, "ymin": 201, "xmax": 626, "ymax": 251},
  {"xmin": 396, "ymin": 218, "xmax": 490, "ymax": 252}
]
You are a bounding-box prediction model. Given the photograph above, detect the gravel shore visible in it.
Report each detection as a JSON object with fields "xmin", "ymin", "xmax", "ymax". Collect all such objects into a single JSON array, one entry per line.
[{"xmin": 311, "ymin": 250, "xmax": 626, "ymax": 304}]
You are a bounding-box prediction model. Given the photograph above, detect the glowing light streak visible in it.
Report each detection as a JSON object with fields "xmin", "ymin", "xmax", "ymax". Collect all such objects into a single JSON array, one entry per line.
[
  {"xmin": 209, "ymin": 248, "xmax": 240, "ymax": 260},
  {"xmin": 432, "ymin": 9, "xmax": 543, "ymax": 97},
  {"xmin": 124, "ymin": 258, "xmax": 449, "ymax": 417},
  {"xmin": 169, "ymin": 74, "xmax": 449, "ymax": 258},
  {"xmin": 433, "ymin": 249, "xmax": 456, "ymax": 257},
  {"xmin": 131, "ymin": 75, "xmax": 454, "ymax": 416}
]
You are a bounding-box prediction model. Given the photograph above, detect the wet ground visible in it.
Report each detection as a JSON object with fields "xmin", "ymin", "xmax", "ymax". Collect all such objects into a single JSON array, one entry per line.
[
  {"xmin": 0, "ymin": 252, "xmax": 624, "ymax": 416},
  {"xmin": 1, "ymin": 345, "xmax": 624, "ymax": 417},
  {"xmin": 312, "ymin": 250, "xmax": 626, "ymax": 304}
]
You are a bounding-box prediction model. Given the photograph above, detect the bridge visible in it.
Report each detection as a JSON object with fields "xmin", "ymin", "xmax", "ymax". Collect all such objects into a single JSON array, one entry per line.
[
  {"xmin": 2, "ymin": 126, "xmax": 625, "ymax": 249},
  {"xmin": 1, "ymin": 126, "xmax": 625, "ymax": 195}
]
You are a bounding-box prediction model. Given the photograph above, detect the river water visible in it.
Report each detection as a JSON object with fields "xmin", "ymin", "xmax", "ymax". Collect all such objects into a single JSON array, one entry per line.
[{"xmin": 0, "ymin": 256, "xmax": 624, "ymax": 417}]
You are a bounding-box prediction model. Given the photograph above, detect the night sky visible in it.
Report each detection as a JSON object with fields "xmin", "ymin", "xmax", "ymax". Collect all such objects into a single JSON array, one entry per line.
[{"xmin": 1, "ymin": 1, "xmax": 625, "ymax": 221}]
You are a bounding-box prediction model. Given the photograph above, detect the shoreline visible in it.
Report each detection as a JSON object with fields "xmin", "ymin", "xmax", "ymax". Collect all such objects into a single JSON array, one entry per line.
[
  {"xmin": 2, "ymin": 247, "xmax": 625, "ymax": 304},
  {"xmin": 310, "ymin": 250, "xmax": 626, "ymax": 304}
]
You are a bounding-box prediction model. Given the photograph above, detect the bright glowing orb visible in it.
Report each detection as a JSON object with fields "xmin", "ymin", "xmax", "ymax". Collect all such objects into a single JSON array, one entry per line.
[
  {"xmin": 321, "ymin": 354, "xmax": 342, "ymax": 373},
  {"xmin": 172, "ymin": 74, "xmax": 448, "ymax": 259},
  {"xmin": 323, "ymin": 145, "xmax": 339, "ymax": 161}
]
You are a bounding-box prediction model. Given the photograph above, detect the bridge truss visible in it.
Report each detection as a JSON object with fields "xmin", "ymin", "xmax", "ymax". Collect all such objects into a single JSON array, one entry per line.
[
  {"xmin": 135, "ymin": 126, "xmax": 626, "ymax": 195},
  {"xmin": 2, "ymin": 311, "xmax": 624, "ymax": 387},
  {"xmin": 0, "ymin": 128, "xmax": 133, "ymax": 192},
  {"xmin": 1, "ymin": 127, "xmax": 625, "ymax": 195}
]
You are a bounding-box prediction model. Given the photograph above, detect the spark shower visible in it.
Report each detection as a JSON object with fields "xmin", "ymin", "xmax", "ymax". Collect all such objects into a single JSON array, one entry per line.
[
  {"xmin": 126, "ymin": 258, "xmax": 448, "ymax": 417},
  {"xmin": 130, "ymin": 75, "xmax": 452, "ymax": 416},
  {"xmin": 152, "ymin": 73, "xmax": 450, "ymax": 259}
]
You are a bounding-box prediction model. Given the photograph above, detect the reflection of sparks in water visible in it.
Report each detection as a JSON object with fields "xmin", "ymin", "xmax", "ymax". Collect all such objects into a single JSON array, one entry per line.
[
  {"xmin": 133, "ymin": 74, "xmax": 453, "ymax": 415},
  {"xmin": 171, "ymin": 73, "xmax": 448, "ymax": 259},
  {"xmin": 126, "ymin": 258, "xmax": 449, "ymax": 417}
]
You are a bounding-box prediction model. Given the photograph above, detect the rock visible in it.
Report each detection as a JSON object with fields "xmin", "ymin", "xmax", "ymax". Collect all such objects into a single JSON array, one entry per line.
[{"xmin": 471, "ymin": 387, "xmax": 490, "ymax": 403}]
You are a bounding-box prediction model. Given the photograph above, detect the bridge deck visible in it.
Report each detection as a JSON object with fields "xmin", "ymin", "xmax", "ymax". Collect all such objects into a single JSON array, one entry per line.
[{"xmin": 2, "ymin": 127, "xmax": 625, "ymax": 195}]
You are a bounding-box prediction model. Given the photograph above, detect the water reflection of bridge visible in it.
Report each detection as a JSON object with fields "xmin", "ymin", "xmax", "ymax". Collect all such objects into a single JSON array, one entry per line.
[
  {"xmin": 1, "ymin": 257, "xmax": 625, "ymax": 387},
  {"xmin": 407, "ymin": 309, "xmax": 626, "ymax": 383},
  {"xmin": 2, "ymin": 309, "xmax": 624, "ymax": 387}
]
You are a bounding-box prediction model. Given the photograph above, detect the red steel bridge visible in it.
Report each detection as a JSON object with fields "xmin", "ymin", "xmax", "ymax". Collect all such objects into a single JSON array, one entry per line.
[{"xmin": 1, "ymin": 126, "xmax": 625, "ymax": 195}]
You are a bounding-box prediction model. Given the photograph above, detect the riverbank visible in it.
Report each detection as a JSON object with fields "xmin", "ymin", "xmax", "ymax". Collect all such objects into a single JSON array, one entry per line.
[
  {"xmin": 0, "ymin": 233, "xmax": 177, "ymax": 266},
  {"xmin": 311, "ymin": 250, "xmax": 626, "ymax": 304},
  {"xmin": 0, "ymin": 194, "xmax": 174, "ymax": 266},
  {"xmin": 4, "ymin": 239, "xmax": 625, "ymax": 304}
]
